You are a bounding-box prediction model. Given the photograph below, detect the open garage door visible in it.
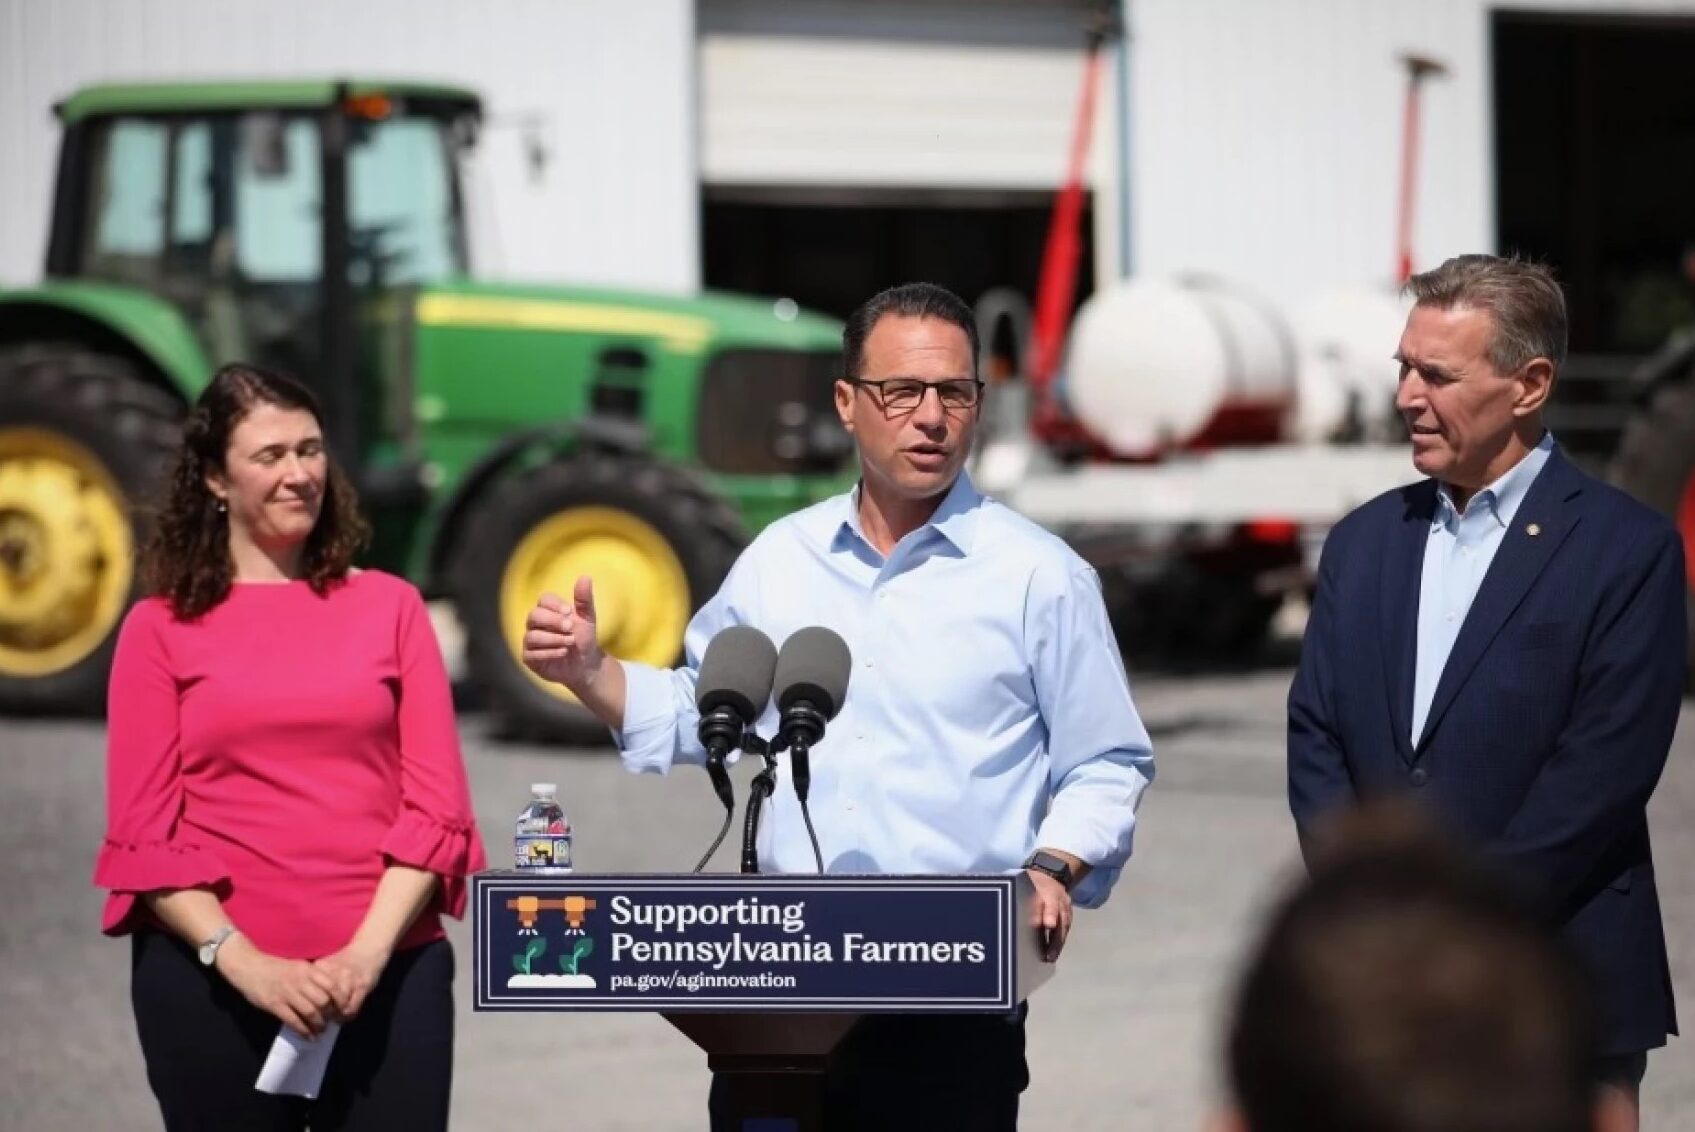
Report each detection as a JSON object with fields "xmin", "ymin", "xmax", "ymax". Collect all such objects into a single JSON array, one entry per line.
[
  {"xmin": 1494, "ymin": 11, "xmax": 1695, "ymax": 462},
  {"xmin": 698, "ymin": 0, "xmax": 1108, "ymax": 329}
]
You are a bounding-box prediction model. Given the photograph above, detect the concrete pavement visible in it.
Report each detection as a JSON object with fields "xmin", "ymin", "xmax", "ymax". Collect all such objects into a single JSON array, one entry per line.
[{"xmin": 3, "ymin": 668, "xmax": 1691, "ymax": 1130}]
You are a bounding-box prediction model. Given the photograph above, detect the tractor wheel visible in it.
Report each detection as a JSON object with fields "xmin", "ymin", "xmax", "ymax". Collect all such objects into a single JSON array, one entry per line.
[
  {"xmin": 1608, "ymin": 377, "xmax": 1695, "ymax": 692},
  {"xmin": 452, "ymin": 450, "xmax": 748, "ymax": 743},
  {"xmin": 0, "ymin": 345, "xmax": 179, "ymax": 713},
  {"xmin": 1103, "ymin": 568, "xmax": 1280, "ymax": 667}
]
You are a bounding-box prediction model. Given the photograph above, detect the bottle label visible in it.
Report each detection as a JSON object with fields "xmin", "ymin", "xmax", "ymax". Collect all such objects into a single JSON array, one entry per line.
[{"xmin": 515, "ymin": 833, "xmax": 572, "ymax": 871}]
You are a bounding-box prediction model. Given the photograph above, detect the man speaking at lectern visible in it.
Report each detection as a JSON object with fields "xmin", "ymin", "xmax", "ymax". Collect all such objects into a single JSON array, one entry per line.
[{"xmin": 522, "ymin": 282, "xmax": 1154, "ymax": 1128}]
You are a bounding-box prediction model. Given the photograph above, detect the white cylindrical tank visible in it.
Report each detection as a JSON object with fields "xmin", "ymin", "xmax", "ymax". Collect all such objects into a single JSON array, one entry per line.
[
  {"xmin": 1289, "ymin": 287, "xmax": 1411, "ymax": 442},
  {"xmin": 1062, "ymin": 277, "xmax": 1296, "ymax": 458}
]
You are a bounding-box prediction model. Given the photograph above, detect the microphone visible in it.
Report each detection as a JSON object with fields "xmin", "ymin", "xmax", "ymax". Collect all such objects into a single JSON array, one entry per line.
[
  {"xmin": 694, "ymin": 626, "xmax": 779, "ymax": 810},
  {"xmin": 772, "ymin": 627, "xmax": 852, "ymax": 806}
]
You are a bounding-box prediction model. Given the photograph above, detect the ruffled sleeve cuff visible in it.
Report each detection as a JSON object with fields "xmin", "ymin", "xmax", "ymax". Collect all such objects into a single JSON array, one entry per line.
[
  {"xmin": 93, "ymin": 839, "xmax": 230, "ymax": 935},
  {"xmin": 381, "ymin": 807, "xmax": 488, "ymax": 919}
]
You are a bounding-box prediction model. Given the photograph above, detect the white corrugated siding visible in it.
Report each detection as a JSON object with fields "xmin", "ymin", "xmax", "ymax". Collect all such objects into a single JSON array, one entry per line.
[
  {"xmin": 698, "ymin": 0, "xmax": 1109, "ymax": 190},
  {"xmin": 0, "ymin": 0, "xmax": 698, "ymax": 292}
]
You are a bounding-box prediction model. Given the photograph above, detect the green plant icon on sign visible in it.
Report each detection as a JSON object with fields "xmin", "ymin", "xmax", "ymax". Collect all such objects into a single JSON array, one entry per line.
[
  {"xmin": 559, "ymin": 935, "xmax": 594, "ymax": 976},
  {"xmin": 513, "ymin": 936, "xmax": 547, "ymax": 976}
]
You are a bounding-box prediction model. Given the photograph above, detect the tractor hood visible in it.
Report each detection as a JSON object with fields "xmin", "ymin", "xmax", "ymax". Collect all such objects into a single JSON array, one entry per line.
[
  {"xmin": 412, "ymin": 280, "xmax": 843, "ymax": 355},
  {"xmin": 399, "ymin": 280, "xmax": 852, "ymax": 504}
]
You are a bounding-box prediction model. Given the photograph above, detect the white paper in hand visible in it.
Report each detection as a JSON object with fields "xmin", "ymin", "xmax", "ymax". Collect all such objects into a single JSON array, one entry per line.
[{"xmin": 254, "ymin": 1021, "xmax": 341, "ymax": 1098}]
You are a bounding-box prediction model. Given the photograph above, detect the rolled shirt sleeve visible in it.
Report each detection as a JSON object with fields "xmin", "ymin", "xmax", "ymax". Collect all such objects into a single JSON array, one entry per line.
[
  {"xmin": 1028, "ymin": 565, "xmax": 1155, "ymax": 908},
  {"xmin": 382, "ymin": 586, "xmax": 488, "ymax": 918},
  {"xmin": 613, "ymin": 548, "xmax": 760, "ymax": 773},
  {"xmin": 94, "ymin": 602, "xmax": 230, "ymax": 934}
]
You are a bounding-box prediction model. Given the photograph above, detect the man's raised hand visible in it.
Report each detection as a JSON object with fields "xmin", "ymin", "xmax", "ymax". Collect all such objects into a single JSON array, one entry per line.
[{"xmin": 522, "ymin": 576, "xmax": 604, "ymax": 693}]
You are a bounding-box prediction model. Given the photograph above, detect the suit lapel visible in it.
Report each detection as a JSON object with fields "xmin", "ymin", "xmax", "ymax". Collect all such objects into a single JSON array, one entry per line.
[
  {"xmin": 1414, "ymin": 450, "xmax": 1583, "ymax": 751},
  {"xmin": 1381, "ymin": 482, "xmax": 1435, "ymax": 766}
]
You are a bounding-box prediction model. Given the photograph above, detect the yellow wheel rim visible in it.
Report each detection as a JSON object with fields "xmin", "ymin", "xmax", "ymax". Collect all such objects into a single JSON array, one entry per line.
[
  {"xmin": 498, "ymin": 506, "xmax": 691, "ymax": 704},
  {"xmin": 0, "ymin": 427, "xmax": 135, "ymax": 678}
]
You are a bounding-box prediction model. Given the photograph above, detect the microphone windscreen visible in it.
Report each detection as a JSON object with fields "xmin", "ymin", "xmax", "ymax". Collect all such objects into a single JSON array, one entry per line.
[
  {"xmin": 774, "ymin": 627, "xmax": 852, "ymax": 719},
  {"xmin": 695, "ymin": 626, "xmax": 779, "ymax": 721}
]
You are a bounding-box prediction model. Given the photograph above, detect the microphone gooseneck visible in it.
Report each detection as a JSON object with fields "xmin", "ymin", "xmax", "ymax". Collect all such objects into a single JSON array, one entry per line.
[{"xmin": 692, "ymin": 627, "xmax": 777, "ymax": 871}]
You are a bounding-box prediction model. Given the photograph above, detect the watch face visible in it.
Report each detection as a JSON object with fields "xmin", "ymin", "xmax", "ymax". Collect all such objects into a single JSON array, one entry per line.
[
  {"xmin": 1028, "ymin": 853, "xmax": 1071, "ymax": 887},
  {"xmin": 198, "ymin": 943, "xmax": 215, "ymax": 965}
]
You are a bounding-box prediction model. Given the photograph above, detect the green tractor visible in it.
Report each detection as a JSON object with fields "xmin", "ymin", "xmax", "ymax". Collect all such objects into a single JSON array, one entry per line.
[{"xmin": 0, "ymin": 79, "xmax": 852, "ymax": 739}]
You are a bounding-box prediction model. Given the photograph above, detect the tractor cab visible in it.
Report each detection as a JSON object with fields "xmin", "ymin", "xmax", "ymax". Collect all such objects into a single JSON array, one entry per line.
[{"xmin": 51, "ymin": 81, "xmax": 479, "ymax": 487}]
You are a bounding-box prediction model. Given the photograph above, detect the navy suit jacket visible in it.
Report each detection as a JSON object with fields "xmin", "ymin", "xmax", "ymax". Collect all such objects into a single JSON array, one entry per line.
[{"xmin": 1288, "ymin": 447, "xmax": 1686, "ymax": 1054}]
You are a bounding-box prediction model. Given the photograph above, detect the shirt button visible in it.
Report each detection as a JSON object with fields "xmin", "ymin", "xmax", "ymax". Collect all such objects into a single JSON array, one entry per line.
[
  {"xmin": 1446, "ymin": 613, "xmax": 1456, "ymax": 622},
  {"xmin": 865, "ymin": 658, "xmax": 874, "ymax": 668},
  {"xmin": 1410, "ymin": 767, "xmax": 1429, "ymax": 787}
]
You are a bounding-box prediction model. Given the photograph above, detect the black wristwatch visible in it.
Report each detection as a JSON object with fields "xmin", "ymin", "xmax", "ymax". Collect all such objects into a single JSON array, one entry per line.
[{"xmin": 1023, "ymin": 850, "xmax": 1075, "ymax": 891}]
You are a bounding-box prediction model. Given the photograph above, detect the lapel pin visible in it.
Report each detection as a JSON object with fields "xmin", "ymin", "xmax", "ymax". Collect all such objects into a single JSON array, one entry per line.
[{"xmin": 1526, "ymin": 522, "xmax": 1542, "ymax": 537}]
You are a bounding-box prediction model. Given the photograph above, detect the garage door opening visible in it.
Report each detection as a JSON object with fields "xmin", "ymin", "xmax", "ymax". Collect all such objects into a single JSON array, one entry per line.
[
  {"xmin": 1494, "ymin": 12, "xmax": 1695, "ymax": 356},
  {"xmin": 701, "ymin": 186, "xmax": 1095, "ymax": 348},
  {"xmin": 1493, "ymin": 10, "xmax": 1695, "ymax": 461}
]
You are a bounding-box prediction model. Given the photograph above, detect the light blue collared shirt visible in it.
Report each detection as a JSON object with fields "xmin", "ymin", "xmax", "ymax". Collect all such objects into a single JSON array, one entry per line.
[
  {"xmin": 615, "ymin": 472, "xmax": 1154, "ymax": 908},
  {"xmin": 1411, "ymin": 433, "xmax": 1555, "ymax": 743}
]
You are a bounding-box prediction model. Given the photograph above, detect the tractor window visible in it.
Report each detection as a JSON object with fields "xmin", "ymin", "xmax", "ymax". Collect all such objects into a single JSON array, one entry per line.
[
  {"xmin": 170, "ymin": 124, "xmax": 214, "ymax": 246},
  {"xmin": 84, "ymin": 119, "xmax": 169, "ymax": 282},
  {"xmin": 347, "ymin": 116, "xmax": 465, "ymax": 286},
  {"xmin": 235, "ymin": 116, "xmax": 323, "ymax": 283}
]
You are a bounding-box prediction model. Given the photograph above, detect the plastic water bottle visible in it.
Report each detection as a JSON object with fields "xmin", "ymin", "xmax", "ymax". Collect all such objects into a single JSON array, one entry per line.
[{"xmin": 514, "ymin": 783, "xmax": 572, "ymax": 874}]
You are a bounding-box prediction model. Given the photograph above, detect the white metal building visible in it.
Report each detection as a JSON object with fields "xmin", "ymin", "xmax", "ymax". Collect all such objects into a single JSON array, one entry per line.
[{"xmin": 3, "ymin": 0, "xmax": 1695, "ymax": 343}]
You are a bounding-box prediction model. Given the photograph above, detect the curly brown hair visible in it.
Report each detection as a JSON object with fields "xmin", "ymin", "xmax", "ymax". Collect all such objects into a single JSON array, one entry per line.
[{"xmin": 141, "ymin": 363, "xmax": 371, "ymax": 619}]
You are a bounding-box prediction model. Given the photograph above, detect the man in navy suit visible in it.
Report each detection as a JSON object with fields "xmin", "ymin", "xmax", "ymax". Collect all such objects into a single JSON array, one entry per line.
[{"xmin": 1288, "ymin": 254, "xmax": 1686, "ymax": 1127}]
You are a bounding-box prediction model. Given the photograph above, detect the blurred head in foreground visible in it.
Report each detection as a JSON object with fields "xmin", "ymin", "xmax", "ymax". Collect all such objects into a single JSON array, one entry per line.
[{"xmin": 1215, "ymin": 806, "xmax": 1631, "ymax": 1132}]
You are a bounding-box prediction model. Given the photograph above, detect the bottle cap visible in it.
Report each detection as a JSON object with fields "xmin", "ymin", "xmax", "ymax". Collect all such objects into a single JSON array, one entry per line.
[{"xmin": 531, "ymin": 782, "xmax": 558, "ymax": 796}]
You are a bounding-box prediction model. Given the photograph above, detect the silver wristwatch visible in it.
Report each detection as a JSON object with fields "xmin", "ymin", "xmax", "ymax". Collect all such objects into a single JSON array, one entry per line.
[{"xmin": 197, "ymin": 925, "xmax": 238, "ymax": 967}]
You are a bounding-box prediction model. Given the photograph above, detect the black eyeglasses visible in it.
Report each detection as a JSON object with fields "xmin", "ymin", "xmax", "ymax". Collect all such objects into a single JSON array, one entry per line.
[{"xmin": 844, "ymin": 377, "xmax": 984, "ymax": 411}]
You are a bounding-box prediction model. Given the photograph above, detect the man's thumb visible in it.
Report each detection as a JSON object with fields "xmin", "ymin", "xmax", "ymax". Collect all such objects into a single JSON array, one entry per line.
[{"xmin": 573, "ymin": 575, "xmax": 596, "ymax": 619}]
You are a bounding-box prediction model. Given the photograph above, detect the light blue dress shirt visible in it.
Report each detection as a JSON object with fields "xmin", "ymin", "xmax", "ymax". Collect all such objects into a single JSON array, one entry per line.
[
  {"xmin": 1411, "ymin": 433, "xmax": 1555, "ymax": 744},
  {"xmin": 614, "ymin": 472, "xmax": 1155, "ymax": 908}
]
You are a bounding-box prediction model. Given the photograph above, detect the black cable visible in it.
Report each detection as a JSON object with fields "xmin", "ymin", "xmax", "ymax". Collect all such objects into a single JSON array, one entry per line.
[
  {"xmin": 692, "ymin": 804, "xmax": 735, "ymax": 874},
  {"xmin": 799, "ymin": 798, "xmax": 824, "ymax": 874},
  {"xmin": 773, "ymin": 734, "xmax": 823, "ymax": 873}
]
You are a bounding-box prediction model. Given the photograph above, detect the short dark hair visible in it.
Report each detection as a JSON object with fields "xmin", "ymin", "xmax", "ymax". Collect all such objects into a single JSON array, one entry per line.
[
  {"xmin": 1403, "ymin": 254, "xmax": 1568, "ymax": 375},
  {"xmin": 842, "ymin": 282, "xmax": 980, "ymax": 380},
  {"xmin": 142, "ymin": 363, "xmax": 369, "ymax": 619},
  {"xmin": 1227, "ymin": 809, "xmax": 1598, "ymax": 1132}
]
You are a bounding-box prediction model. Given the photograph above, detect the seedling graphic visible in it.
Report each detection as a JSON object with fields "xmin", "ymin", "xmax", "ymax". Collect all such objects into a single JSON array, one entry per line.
[
  {"xmin": 513, "ymin": 936, "xmax": 547, "ymax": 976},
  {"xmin": 559, "ymin": 935, "xmax": 594, "ymax": 976},
  {"xmin": 506, "ymin": 894, "xmax": 598, "ymax": 989}
]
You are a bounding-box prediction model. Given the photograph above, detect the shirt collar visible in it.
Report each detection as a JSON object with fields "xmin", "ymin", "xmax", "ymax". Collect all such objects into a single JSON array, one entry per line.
[
  {"xmin": 1433, "ymin": 431, "xmax": 1555, "ymax": 531},
  {"xmin": 833, "ymin": 471, "xmax": 982, "ymax": 557}
]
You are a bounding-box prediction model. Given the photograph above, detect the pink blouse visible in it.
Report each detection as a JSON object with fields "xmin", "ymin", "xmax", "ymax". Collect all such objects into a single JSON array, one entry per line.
[{"xmin": 94, "ymin": 570, "xmax": 487, "ymax": 959}]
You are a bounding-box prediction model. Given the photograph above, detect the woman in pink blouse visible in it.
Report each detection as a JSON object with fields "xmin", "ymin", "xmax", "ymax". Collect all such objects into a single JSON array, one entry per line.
[{"xmin": 95, "ymin": 364, "xmax": 487, "ymax": 1130}]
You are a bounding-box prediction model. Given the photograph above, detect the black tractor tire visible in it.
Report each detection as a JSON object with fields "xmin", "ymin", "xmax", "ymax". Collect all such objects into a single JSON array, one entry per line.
[
  {"xmin": 0, "ymin": 344, "xmax": 180, "ymax": 714},
  {"xmin": 1607, "ymin": 378, "xmax": 1695, "ymax": 693},
  {"xmin": 452, "ymin": 450, "xmax": 748, "ymax": 744},
  {"xmin": 1102, "ymin": 566, "xmax": 1282, "ymax": 669}
]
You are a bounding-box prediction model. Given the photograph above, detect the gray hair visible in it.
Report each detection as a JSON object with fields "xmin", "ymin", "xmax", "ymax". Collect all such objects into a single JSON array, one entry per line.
[{"xmin": 1403, "ymin": 254, "xmax": 1567, "ymax": 375}]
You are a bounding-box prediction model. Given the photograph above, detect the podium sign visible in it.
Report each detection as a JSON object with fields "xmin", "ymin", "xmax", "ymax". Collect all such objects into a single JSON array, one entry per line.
[{"xmin": 472, "ymin": 873, "xmax": 1031, "ymax": 1013}]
